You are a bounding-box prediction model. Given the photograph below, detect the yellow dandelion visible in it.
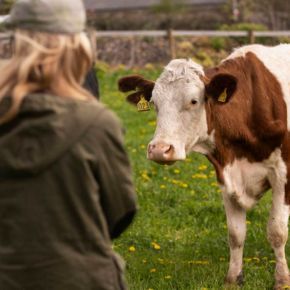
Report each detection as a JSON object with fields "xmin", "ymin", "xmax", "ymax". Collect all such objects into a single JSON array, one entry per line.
[
  {"xmin": 148, "ymin": 120, "xmax": 156, "ymax": 126},
  {"xmin": 140, "ymin": 144, "xmax": 146, "ymax": 149},
  {"xmin": 210, "ymin": 182, "xmax": 218, "ymax": 187},
  {"xmin": 150, "ymin": 268, "xmax": 157, "ymax": 273},
  {"xmin": 181, "ymin": 183, "xmax": 188, "ymax": 188},
  {"xmin": 128, "ymin": 246, "xmax": 136, "ymax": 252},
  {"xmin": 282, "ymin": 285, "xmax": 290, "ymax": 289},
  {"xmin": 151, "ymin": 242, "xmax": 161, "ymax": 250},
  {"xmin": 163, "ymin": 176, "xmax": 168, "ymax": 180},
  {"xmin": 160, "ymin": 185, "xmax": 166, "ymax": 189},
  {"xmin": 141, "ymin": 173, "xmax": 150, "ymax": 181},
  {"xmin": 174, "ymin": 169, "xmax": 180, "ymax": 174},
  {"xmin": 172, "ymin": 179, "xmax": 179, "ymax": 184},
  {"xmin": 192, "ymin": 173, "xmax": 207, "ymax": 179},
  {"xmin": 164, "ymin": 275, "xmax": 172, "ymax": 279},
  {"xmin": 198, "ymin": 165, "xmax": 207, "ymax": 171}
]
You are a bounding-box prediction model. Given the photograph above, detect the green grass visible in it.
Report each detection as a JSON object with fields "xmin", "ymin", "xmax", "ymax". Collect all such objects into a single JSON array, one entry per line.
[{"xmin": 98, "ymin": 68, "xmax": 288, "ymax": 290}]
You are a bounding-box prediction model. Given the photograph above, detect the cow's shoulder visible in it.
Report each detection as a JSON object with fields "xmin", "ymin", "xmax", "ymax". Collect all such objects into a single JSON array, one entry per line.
[{"xmin": 205, "ymin": 47, "xmax": 287, "ymax": 165}]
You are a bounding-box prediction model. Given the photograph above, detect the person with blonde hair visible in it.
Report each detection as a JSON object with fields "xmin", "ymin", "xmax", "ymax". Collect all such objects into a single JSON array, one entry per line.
[{"xmin": 0, "ymin": 0, "xmax": 137, "ymax": 289}]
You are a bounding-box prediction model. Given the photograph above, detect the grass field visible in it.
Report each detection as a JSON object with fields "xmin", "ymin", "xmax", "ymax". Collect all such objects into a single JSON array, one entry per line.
[{"xmin": 98, "ymin": 67, "xmax": 289, "ymax": 290}]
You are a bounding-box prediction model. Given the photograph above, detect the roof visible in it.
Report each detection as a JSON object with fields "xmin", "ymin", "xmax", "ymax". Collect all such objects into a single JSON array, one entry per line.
[{"xmin": 84, "ymin": 0, "xmax": 227, "ymax": 11}]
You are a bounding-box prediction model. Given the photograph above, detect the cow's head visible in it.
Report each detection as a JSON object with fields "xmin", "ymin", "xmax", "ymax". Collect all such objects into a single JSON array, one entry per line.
[{"xmin": 118, "ymin": 59, "xmax": 237, "ymax": 165}]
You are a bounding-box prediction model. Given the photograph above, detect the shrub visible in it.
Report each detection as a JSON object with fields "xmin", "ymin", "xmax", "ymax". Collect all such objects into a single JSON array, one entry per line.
[
  {"xmin": 210, "ymin": 37, "xmax": 226, "ymax": 52},
  {"xmin": 220, "ymin": 22, "xmax": 267, "ymax": 32}
]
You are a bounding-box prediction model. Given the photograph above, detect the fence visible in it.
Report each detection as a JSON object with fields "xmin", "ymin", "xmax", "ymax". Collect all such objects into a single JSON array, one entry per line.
[
  {"xmin": 1, "ymin": 30, "xmax": 290, "ymax": 62},
  {"xmin": 92, "ymin": 29, "xmax": 290, "ymax": 59}
]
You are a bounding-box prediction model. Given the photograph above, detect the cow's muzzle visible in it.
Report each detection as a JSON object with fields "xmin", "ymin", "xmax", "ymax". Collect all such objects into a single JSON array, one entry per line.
[{"xmin": 147, "ymin": 142, "xmax": 177, "ymax": 165}]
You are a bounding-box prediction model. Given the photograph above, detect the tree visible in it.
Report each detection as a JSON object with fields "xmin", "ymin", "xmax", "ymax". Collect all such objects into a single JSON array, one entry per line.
[
  {"xmin": 0, "ymin": 0, "xmax": 15, "ymax": 15},
  {"xmin": 152, "ymin": 0, "xmax": 185, "ymax": 29},
  {"xmin": 254, "ymin": 0, "xmax": 290, "ymax": 30},
  {"xmin": 223, "ymin": 0, "xmax": 255, "ymax": 23},
  {"xmin": 224, "ymin": 0, "xmax": 290, "ymax": 29}
]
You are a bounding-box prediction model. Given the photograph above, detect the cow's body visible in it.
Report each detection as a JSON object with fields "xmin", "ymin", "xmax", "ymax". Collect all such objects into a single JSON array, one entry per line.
[{"xmin": 119, "ymin": 44, "xmax": 290, "ymax": 289}]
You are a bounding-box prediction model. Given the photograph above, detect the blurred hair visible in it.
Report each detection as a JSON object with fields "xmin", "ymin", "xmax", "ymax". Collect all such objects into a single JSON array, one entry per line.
[{"xmin": 0, "ymin": 29, "xmax": 94, "ymax": 123}]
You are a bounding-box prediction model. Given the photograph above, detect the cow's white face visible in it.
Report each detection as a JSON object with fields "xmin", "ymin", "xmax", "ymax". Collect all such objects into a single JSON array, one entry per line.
[{"xmin": 148, "ymin": 59, "xmax": 213, "ymax": 164}]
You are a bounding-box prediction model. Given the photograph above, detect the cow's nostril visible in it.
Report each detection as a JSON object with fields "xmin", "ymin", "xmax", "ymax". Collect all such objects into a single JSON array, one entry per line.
[
  {"xmin": 148, "ymin": 144, "xmax": 155, "ymax": 153},
  {"xmin": 164, "ymin": 144, "xmax": 174, "ymax": 156}
]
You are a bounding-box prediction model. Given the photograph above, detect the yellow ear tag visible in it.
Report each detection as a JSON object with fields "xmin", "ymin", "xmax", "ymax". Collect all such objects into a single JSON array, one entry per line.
[
  {"xmin": 218, "ymin": 88, "xmax": 227, "ymax": 103},
  {"xmin": 137, "ymin": 96, "xmax": 150, "ymax": 112}
]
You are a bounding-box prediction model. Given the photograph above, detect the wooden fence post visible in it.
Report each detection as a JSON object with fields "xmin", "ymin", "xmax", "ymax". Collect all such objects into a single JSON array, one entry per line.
[
  {"xmin": 128, "ymin": 37, "xmax": 136, "ymax": 68},
  {"xmin": 248, "ymin": 30, "xmax": 255, "ymax": 44},
  {"xmin": 167, "ymin": 29, "xmax": 176, "ymax": 59},
  {"xmin": 89, "ymin": 30, "xmax": 98, "ymax": 60}
]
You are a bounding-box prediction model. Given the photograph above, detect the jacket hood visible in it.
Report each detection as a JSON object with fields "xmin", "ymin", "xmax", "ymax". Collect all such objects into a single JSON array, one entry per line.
[{"xmin": 0, "ymin": 94, "xmax": 102, "ymax": 176}]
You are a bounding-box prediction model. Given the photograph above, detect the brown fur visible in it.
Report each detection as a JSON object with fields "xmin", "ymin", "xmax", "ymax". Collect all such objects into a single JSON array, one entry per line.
[
  {"xmin": 205, "ymin": 52, "xmax": 288, "ymax": 202},
  {"xmin": 118, "ymin": 75, "xmax": 155, "ymax": 104},
  {"xmin": 118, "ymin": 53, "xmax": 289, "ymax": 203}
]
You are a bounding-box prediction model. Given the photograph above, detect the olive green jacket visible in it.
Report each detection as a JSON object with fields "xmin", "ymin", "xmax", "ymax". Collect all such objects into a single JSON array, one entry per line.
[{"xmin": 0, "ymin": 94, "xmax": 137, "ymax": 290}]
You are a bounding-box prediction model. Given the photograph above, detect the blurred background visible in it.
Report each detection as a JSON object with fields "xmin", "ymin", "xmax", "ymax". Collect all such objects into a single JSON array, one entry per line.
[{"xmin": 1, "ymin": 0, "xmax": 290, "ymax": 67}]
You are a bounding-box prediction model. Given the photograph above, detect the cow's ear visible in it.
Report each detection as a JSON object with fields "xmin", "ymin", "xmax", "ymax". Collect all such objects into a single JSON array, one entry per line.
[
  {"xmin": 118, "ymin": 75, "xmax": 155, "ymax": 104},
  {"xmin": 126, "ymin": 91, "xmax": 144, "ymax": 104},
  {"xmin": 205, "ymin": 73, "xmax": 237, "ymax": 103}
]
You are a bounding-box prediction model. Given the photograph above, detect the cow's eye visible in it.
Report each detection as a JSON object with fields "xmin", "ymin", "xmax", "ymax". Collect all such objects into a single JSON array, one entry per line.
[{"xmin": 191, "ymin": 100, "xmax": 197, "ymax": 105}]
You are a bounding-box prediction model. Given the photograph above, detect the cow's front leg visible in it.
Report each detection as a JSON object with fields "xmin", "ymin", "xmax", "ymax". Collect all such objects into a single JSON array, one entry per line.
[
  {"xmin": 267, "ymin": 186, "xmax": 290, "ymax": 289},
  {"xmin": 223, "ymin": 191, "xmax": 246, "ymax": 285}
]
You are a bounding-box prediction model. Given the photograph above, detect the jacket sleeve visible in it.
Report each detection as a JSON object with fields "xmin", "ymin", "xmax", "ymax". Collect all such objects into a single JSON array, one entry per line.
[
  {"xmin": 89, "ymin": 109, "xmax": 137, "ymax": 239},
  {"xmin": 83, "ymin": 67, "xmax": 100, "ymax": 99}
]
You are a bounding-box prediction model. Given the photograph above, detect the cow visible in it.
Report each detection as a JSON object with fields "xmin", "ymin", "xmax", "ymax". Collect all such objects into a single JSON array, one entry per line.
[{"xmin": 118, "ymin": 44, "xmax": 290, "ymax": 289}]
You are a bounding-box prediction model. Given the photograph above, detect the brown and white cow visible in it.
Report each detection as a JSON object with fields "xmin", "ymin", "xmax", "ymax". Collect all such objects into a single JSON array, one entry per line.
[{"xmin": 119, "ymin": 44, "xmax": 290, "ymax": 289}]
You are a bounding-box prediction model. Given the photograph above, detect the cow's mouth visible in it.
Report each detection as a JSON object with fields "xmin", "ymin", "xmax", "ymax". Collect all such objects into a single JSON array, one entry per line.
[{"xmin": 154, "ymin": 160, "xmax": 176, "ymax": 166}]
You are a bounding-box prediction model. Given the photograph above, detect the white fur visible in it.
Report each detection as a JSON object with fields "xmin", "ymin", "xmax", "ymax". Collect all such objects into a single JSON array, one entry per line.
[
  {"xmin": 149, "ymin": 48, "xmax": 290, "ymax": 286},
  {"xmin": 222, "ymin": 149, "xmax": 285, "ymax": 211},
  {"xmin": 223, "ymin": 46, "xmax": 290, "ymax": 287},
  {"xmin": 222, "ymin": 149, "xmax": 290, "ymax": 286},
  {"xmin": 222, "ymin": 189, "xmax": 246, "ymax": 284},
  {"xmin": 150, "ymin": 59, "xmax": 211, "ymax": 160}
]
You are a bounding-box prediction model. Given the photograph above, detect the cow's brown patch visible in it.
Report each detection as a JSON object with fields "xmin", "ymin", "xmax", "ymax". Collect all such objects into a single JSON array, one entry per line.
[
  {"xmin": 204, "ymin": 52, "xmax": 288, "ymax": 200},
  {"xmin": 118, "ymin": 75, "xmax": 155, "ymax": 104}
]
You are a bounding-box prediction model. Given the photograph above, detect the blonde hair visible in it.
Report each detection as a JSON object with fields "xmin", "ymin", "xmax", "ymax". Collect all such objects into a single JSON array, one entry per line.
[{"xmin": 0, "ymin": 29, "xmax": 94, "ymax": 123}]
